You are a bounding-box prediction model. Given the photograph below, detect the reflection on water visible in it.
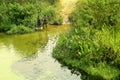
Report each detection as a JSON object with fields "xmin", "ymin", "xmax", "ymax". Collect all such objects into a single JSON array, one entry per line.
[
  {"xmin": 12, "ymin": 37, "xmax": 80, "ymax": 80},
  {"xmin": 0, "ymin": 31, "xmax": 48, "ymax": 57},
  {"xmin": 0, "ymin": 25, "xmax": 81, "ymax": 80}
]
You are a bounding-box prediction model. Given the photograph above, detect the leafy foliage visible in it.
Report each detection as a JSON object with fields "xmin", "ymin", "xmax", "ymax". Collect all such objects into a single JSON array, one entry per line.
[
  {"xmin": 0, "ymin": 0, "xmax": 60, "ymax": 5},
  {"xmin": 53, "ymin": 0, "xmax": 120, "ymax": 79},
  {"xmin": 6, "ymin": 24, "xmax": 33, "ymax": 34},
  {"xmin": 0, "ymin": 0, "xmax": 62, "ymax": 34},
  {"xmin": 71, "ymin": 0, "xmax": 120, "ymax": 28}
]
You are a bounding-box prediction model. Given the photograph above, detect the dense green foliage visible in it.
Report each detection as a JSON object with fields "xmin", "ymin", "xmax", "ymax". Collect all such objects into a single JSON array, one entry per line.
[
  {"xmin": 0, "ymin": 0, "xmax": 60, "ymax": 5},
  {"xmin": 71, "ymin": 0, "xmax": 120, "ymax": 28},
  {"xmin": 6, "ymin": 24, "xmax": 33, "ymax": 34},
  {"xmin": 0, "ymin": 0, "xmax": 62, "ymax": 34},
  {"xmin": 53, "ymin": 0, "xmax": 120, "ymax": 79}
]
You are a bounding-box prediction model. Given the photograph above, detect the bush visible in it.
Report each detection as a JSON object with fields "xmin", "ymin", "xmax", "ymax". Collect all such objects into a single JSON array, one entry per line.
[
  {"xmin": 7, "ymin": 24, "xmax": 33, "ymax": 34},
  {"xmin": 53, "ymin": 0, "xmax": 120, "ymax": 79},
  {"xmin": 0, "ymin": 3, "xmax": 11, "ymax": 32},
  {"xmin": 53, "ymin": 26, "xmax": 120, "ymax": 79},
  {"xmin": 51, "ymin": 15, "xmax": 63, "ymax": 25},
  {"xmin": 71, "ymin": 0, "xmax": 120, "ymax": 28},
  {"xmin": 0, "ymin": 0, "xmax": 60, "ymax": 5},
  {"xmin": 7, "ymin": 3, "xmax": 35, "ymax": 27},
  {"xmin": 0, "ymin": 1, "xmax": 62, "ymax": 34},
  {"xmin": 0, "ymin": 3, "xmax": 36, "ymax": 32}
]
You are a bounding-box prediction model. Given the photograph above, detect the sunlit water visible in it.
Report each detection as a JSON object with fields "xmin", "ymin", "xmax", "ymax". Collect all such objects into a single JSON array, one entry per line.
[{"xmin": 0, "ymin": 25, "xmax": 81, "ymax": 80}]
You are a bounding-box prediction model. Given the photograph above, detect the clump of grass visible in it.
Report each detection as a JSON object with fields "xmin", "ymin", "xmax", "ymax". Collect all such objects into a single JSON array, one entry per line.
[
  {"xmin": 53, "ymin": 0, "xmax": 120, "ymax": 79},
  {"xmin": 53, "ymin": 26, "xmax": 120, "ymax": 79},
  {"xmin": 6, "ymin": 24, "xmax": 33, "ymax": 34}
]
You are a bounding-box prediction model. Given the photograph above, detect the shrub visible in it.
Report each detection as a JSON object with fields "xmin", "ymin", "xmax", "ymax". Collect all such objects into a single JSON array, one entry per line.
[
  {"xmin": 51, "ymin": 15, "xmax": 63, "ymax": 25},
  {"xmin": 0, "ymin": 3, "xmax": 36, "ymax": 32},
  {"xmin": 71, "ymin": 0, "xmax": 120, "ymax": 28},
  {"xmin": 0, "ymin": 1, "xmax": 62, "ymax": 33},
  {"xmin": 53, "ymin": 0, "xmax": 120, "ymax": 79},
  {"xmin": 7, "ymin": 24, "xmax": 33, "ymax": 34},
  {"xmin": 53, "ymin": 26, "xmax": 120, "ymax": 79},
  {"xmin": 7, "ymin": 3, "xmax": 36, "ymax": 27}
]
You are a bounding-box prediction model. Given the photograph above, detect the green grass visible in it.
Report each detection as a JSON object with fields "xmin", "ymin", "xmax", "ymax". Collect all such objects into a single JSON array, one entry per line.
[
  {"xmin": 52, "ymin": 26, "xmax": 120, "ymax": 80},
  {"xmin": 95, "ymin": 27, "xmax": 120, "ymax": 52},
  {"xmin": 53, "ymin": 0, "xmax": 120, "ymax": 79},
  {"xmin": 83, "ymin": 63, "xmax": 120, "ymax": 79}
]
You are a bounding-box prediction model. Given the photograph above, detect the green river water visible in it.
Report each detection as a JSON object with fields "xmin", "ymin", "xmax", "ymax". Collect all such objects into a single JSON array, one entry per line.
[{"xmin": 0, "ymin": 25, "xmax": 81, "ymax": 80}]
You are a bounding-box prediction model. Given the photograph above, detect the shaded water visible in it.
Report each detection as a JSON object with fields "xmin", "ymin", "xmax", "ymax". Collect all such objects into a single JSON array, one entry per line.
[{"xmin": 0, "ymin": 25, "xmax": 81, "ymax": 80}]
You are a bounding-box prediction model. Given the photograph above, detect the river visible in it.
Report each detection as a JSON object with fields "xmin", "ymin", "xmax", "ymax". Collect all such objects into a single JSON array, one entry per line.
[{"xmin": 0, "ymin": 25, "xmax": 81, "ymax": 80}]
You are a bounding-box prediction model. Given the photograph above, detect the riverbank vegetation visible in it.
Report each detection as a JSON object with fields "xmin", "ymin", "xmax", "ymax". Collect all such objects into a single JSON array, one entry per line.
[
  {"xmin": 0, "ymin": 0, "xmax": 63, "ymax": 34},
  {"xmin": 53, "ymin": 0, "xmax": 120, "ymax": 79}
]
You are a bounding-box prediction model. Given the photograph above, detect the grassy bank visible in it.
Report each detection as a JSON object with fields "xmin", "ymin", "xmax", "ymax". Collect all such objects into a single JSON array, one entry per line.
[
  {"xmin": 53, "ymin": 0, "xmax": 120, "ymax": 79},
  {"xmin": 53, "ymin": 26, "xmax": 120, "ymax": 79},
  {"xmin": 0, "ymin": 0, "xmax": 63, "ymax": 34}
]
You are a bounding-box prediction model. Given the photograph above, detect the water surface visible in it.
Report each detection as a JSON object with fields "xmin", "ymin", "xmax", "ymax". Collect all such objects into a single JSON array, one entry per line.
[{"xmin": 0, "ymin": 25, "xmax": 81, "ymax": 80}]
